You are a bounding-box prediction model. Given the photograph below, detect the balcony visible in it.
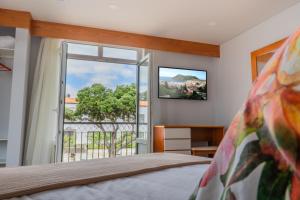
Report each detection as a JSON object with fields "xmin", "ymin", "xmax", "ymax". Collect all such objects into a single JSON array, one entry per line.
[{"xmin": 63, "ymin": 122, "xmax": 144, "ymax": 162}]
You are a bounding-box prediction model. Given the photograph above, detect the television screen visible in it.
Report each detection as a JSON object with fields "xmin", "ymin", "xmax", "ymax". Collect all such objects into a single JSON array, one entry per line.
[{"xmin": 158, "ymin": 67, "xmax": 207, "ymax": 100}]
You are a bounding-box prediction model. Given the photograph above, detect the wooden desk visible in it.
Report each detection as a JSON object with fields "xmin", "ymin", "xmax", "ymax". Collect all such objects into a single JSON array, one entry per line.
[{"xmin": 153, "ymin": 125, "xmax": 224, "ymax": 155}]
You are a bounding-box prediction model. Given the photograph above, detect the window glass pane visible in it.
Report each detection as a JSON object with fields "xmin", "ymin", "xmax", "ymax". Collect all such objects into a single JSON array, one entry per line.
[
  {"xmin": 63, "ymin": 58, "xmax": 137, "ymax": 162},
  {"xmin": 67, "ymin": 43, "xmax": 98, "ymax": 56},
  {"xmin": 65, "ymin": 59, "xmax": 137, "ymax": 99},
  {"xmin": 103, "ymin": 47, "xmax": 137, "ymax": 60}
]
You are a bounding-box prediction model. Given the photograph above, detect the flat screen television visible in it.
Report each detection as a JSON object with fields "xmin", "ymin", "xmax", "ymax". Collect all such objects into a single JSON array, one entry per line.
[{"xmin": 158, "ymin": 66, "xmax": 207, "ymax": 100}]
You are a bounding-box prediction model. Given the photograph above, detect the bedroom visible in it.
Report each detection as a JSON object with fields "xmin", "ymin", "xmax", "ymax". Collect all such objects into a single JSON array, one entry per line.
[{"xmin": 0, "ymin": 0, "xmax": 300, "ymax": 199}]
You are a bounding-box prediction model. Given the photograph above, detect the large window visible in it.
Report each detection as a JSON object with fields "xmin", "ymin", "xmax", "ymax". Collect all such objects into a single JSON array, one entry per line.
[{"xmin": 59, "ymin": 42, "xmax": 143, "ymax": 162}]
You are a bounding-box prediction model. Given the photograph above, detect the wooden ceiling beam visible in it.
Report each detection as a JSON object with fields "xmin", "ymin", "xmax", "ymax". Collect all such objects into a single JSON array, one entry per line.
[
  {"xmin": 0, "ymin": 8, "xmax": 31, "ymax": 29},
  {"xmin": 0, "ymin": 7, "xmax": 220, "ymax": 57},
  {"xmin": 31, "ymin": 20, "xmax": 220, "ymax": 57}
]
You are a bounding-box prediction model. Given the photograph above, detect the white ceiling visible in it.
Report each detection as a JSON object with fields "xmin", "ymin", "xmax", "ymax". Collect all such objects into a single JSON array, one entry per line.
[{"xmin": 1, "ymin": 0, "xmax": 299, "ymax": 44}]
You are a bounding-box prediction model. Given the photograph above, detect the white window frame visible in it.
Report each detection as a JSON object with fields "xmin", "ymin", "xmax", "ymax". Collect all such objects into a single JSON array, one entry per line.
[
  {"xmin": 66, "ymin": 41, "xmax": 143, "ymax": 65},
  {"xmin": 56, "ymin": 41, "xmax": 143, "ymax": 162}
]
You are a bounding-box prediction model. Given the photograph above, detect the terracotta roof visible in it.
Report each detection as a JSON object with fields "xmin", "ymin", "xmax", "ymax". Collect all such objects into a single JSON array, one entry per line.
[
  {"xmin": 65, "ymin": 98, "xmax": 148, "ymax": 107},
  {"xmin": 140, "ymin": 100, "xmax": 148, "ymax": 107},
  {"xmin": 65, "ymin": 97, "xmax": 78, "ymax": 104}
]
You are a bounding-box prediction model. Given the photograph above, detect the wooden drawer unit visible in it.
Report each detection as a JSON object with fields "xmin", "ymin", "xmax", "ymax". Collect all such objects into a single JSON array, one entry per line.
[
  {"xmin": 165, "ymin": 139, "xmax": 191, "ymax": 150},
  {"xmin": 154, "ymin": 127, "xmax": 191, "ymax": 155},
  {"xmin": 165, "ymin": 128, "xmax": 191, "ymax": 139},
  {"xmin": 154, "ymin": 125, "xmax": 224, "ymax": 156}
]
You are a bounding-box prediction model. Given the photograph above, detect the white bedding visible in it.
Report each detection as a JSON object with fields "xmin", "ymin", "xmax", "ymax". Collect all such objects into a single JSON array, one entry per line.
[{"xmin": 10, "ymin": 164, "xmax": 209, "ymax": 200}]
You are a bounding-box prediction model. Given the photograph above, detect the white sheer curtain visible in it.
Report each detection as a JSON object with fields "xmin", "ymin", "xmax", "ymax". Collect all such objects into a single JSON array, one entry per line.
[{"xmin": 24, "ymin": 38, "xmax": 61, "ymax": 165}]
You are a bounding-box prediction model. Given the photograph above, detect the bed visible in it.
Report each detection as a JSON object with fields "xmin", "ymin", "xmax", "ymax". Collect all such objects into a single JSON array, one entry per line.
[{"xmin": 0, "ymin": 153, "xmax": 211, "ymax": 200}]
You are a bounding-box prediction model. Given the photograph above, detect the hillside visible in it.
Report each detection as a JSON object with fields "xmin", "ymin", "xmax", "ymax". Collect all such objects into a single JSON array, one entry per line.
[{"xmin": 172, "ymin": 74, "xmax": 200, "ymax": 82}]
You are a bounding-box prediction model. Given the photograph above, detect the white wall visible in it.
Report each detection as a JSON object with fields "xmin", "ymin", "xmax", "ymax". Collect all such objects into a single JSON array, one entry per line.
[
  {"xmin": 6, "ymin": 28, "xmax": 31, "ymax": 167},
  {"xmin": 25, "ymin": 36, "xmax": 41, "ymax": 131},
  {"xmin": 151, "ymin": 50, "xmax": 218, "ymax": 126},
  {"xmin": 27, "ymin": 37, "xmax": 41, "ymax": 108},
  {"xmin": 215, "ymin": 2, "xmax": 300, "ymax": 127}
]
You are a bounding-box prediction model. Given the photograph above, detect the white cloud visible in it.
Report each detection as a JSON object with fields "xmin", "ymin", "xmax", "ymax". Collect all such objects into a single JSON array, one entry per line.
[
  {"xmin": 67, "ymin": 59, "xmax": 136, "ymax": 78},
  {"xmin": 102, "ymin": 47, "xmax": 137, "ymax": 60},
  {"xmin": 159, "ymin": 67, "xmax": 206, "ymax": 80},
  {"xmin": 87, "ymin": 74, "xmax": 119, "ymax": 89},
  {"xmin": 68, "ymin": 43, "xmax": 98, "ymax": 56},
  {"xmin": 66, "ymin": 59, "xmax": 137, "ymax": 91}
]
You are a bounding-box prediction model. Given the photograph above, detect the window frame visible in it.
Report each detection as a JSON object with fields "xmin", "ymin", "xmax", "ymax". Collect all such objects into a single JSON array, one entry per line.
[
  {"xmin": 57, "ymin": 41, "xmax": 143, "ymax": 162},
  {"xmin": 65, "ymin": 41, "xmax": 143, "ymax": 65}
]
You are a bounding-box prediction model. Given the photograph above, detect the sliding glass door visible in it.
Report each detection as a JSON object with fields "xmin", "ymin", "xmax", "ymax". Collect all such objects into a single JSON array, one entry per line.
[
  {"xmin": 136, "ymin": 54, "xmax": 151, "ymax": 154},
  {"xmin": 57, "ymin": 43, "xmax": 151, "ymax": 162}
]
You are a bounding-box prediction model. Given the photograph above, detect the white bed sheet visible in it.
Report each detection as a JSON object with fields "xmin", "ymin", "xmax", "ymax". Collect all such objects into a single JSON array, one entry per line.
[{"xmin": 10, "ymin": 164, "xmax": 209, "ymax": 200}]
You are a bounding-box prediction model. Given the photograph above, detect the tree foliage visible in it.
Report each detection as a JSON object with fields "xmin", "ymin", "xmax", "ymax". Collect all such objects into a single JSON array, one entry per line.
[
  {"xmin": 67, "ymin": 83, "xmax": 137, "ymax": 157},
  {"xmin": 64, "ymin": 107, "xmax": 77, "ymax": 121},
  {"xmin": 75, "ymin": 83, "xmax": 136, "ymax": 123}
]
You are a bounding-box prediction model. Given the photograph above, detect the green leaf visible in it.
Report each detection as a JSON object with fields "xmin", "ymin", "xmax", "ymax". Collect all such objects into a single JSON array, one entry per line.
[
  {"xmin": 272, "ymin": 122, "xmax": 298, "ymax": 160},
  {"xmin": 220, "ymin": 150, "xmax": 236, "ymax": 186},
  {"xmin": 188, "ymin": 193, "xmax": 197, "ymax": 200},
  {"xmin": 235, "ymin": 127, "xmax": 256, "ymax": 147},
  {"xmin": 226, "ymin": 140, "xmax": 270, "ymax": 186},
  {"xmin": 257, "ymin": 161, "xmax": 292, "ymax": 200},
  {"xmin": 188, "ymin": 186, "xmax": 199, "ymax": 200},
  {"xmin": 221, "ymin": 188, "xmax": 236, "ymax": 200}
]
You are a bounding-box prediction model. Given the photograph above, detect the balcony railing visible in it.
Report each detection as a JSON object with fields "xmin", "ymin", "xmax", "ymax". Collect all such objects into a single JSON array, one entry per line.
[{"xmin": 63, "ymin": 122, "xmax": 142, "ymax": 162}]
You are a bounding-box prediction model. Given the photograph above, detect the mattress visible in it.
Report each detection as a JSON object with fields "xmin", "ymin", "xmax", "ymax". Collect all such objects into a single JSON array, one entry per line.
[
  {"xmin": 11, "ymin": 164, "xmax": 209, "ymax": 200},
  {"xmin": 0, "ymin": 153, "xmax": 210, "ymax": 199}
]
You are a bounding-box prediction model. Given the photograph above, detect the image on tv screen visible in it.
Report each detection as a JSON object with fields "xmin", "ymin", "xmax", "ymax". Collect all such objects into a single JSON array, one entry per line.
[{"xmin": 158, "ymin": 67, "xmax": 207, "ymax": 100}]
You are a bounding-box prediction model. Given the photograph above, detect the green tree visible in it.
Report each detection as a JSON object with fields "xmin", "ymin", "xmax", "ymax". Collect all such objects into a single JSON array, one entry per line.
[
  {"xmin": 64, "ymin": 107, "xmax": 77, "ymax": 121},
  {"xmin": 75, "ymin": 83, "xmax": 136, "ymax": 156}
]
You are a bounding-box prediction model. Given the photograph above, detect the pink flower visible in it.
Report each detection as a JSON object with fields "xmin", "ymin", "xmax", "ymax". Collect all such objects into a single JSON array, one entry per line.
[
  {"xmin": 200, "ymin": 160, "xmax": 217, "ymax": 187},
  {"xmin": 199, "ymin": 113, "xmax": 240, "ymax": 187}
]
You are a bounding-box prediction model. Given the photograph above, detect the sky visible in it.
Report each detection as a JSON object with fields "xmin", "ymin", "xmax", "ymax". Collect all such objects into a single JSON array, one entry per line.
[
  {"xmin": 68, "ymin": 43, "xmax": 137, "ymax": 60},
  {"xmin": 66, "ymin": 59, "xmax": 136, "ymax": 98},
  {"xmin": 159, "ymin": 67, "xmax": 207, "ymax": 80},
  {"xmin": 65, "ymin": 43, "xmax": 143, "ymax": 98}
]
